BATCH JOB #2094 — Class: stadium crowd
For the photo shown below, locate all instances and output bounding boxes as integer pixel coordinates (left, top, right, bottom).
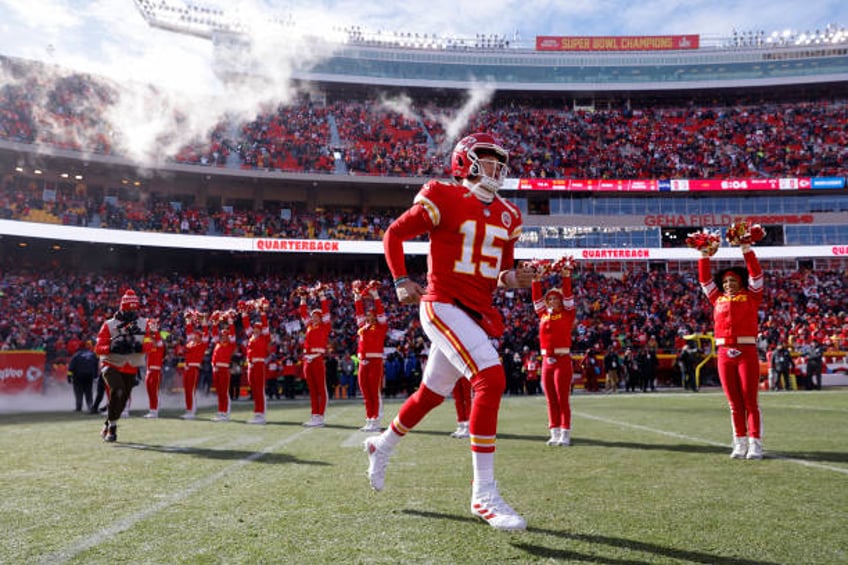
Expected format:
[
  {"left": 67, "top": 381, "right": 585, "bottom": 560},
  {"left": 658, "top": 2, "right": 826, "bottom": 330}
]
[
  {"left": 0, "top": 175, "right": 404, "bottom": 241},
  {"left": 1, "top": 262, "right": 845, "bottom": 394},
  {"left": 2, "top": 55, "right": 846, "bottom": 179},
  {"left": 1, "top": 55, "right": 846, "bottom": 399}
]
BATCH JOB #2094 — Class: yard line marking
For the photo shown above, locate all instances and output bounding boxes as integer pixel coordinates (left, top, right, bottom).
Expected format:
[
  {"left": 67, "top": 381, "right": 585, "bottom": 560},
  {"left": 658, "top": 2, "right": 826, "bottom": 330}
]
[
  {"left": 575, "top": 410, "right": 848, "bottom": 476},
  {"left": 42, "top": 428, "right": 310, "bottom": 564},
  {"left": 42, "top": 405, "right": 359, "bottom": 564},
  {"left": 765, "top": 402, "right": 848, "bottom": 414}
]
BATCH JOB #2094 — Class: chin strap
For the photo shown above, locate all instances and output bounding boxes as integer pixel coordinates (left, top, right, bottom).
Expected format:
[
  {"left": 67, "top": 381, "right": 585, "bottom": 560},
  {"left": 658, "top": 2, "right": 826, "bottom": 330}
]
[{"left": 463, "top": 179, "right": 496, "bottom": 203}]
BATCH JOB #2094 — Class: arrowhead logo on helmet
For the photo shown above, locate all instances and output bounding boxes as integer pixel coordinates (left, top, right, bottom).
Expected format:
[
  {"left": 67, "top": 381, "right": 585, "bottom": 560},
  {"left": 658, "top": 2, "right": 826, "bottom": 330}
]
[{"left": 451, "top": 133, "right": 509, "bottom": 196}]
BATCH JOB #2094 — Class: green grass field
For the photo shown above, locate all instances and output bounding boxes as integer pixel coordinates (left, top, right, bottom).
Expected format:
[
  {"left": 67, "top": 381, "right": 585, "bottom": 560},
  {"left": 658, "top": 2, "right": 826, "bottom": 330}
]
[{"left": 3, "top": 388, "right": 847, "bottom": 564}]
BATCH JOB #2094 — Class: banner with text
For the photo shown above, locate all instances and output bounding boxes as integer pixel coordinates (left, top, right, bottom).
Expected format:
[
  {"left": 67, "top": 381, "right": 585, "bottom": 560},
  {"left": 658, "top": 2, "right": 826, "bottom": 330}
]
[
  {"left": 0, "top": 351, "right": 45, "bottom": 394},
  {"left": 511, "top": 177, "right": 819, "bottom": 192},
  {"left": 536, "top": 35, "right": 699, "bottom": 51}
]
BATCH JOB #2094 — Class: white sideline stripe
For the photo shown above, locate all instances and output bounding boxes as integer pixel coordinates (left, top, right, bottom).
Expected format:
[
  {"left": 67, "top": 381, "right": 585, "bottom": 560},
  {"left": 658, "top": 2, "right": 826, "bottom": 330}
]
[
  {"left": 575, "top": 411, "right": 848, "bottom": 476},
  {"left": 42, "top": 428, "right": 312, "bottom": 564},
  {"left": 766, "top": 402, "right": 848, "bottom": 414}
]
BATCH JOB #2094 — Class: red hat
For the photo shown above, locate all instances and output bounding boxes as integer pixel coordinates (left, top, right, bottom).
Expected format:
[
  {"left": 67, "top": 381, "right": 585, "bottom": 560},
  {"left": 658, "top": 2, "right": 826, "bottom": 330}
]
[
  {"left": 120, "top": 289, "right": 140, "bottom": 311},
  {"left": 310, "top": 308, "right": 323, "bottom": 316}
]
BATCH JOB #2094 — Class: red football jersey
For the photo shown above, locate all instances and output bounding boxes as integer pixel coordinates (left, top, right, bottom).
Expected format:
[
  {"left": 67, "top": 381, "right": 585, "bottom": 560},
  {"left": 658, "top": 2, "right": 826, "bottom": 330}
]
[{"left": 385, "top": 180, "right": 523, "bottom": 315}]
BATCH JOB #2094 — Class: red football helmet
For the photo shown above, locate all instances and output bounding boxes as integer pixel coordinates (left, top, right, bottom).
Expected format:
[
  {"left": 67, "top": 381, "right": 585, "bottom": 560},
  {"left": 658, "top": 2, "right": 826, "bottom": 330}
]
[{"left": 450, "top": 133, "right": 509, "bottom": 192}]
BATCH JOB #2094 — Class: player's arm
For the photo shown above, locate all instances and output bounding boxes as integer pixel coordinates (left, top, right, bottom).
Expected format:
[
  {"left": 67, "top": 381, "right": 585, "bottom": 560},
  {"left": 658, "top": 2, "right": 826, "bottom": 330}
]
[
  {"left": 383, "top": 204, "right": 430, "bottom": 304},
  {"left": 496, "top": 243, "right": 533, "bottom": 289}
]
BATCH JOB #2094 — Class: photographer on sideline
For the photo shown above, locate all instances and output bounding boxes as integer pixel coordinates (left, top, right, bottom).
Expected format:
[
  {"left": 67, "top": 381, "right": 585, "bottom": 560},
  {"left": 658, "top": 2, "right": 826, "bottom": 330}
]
[{"left": 94, "top": 289, "right": 150, "bottom": 442}]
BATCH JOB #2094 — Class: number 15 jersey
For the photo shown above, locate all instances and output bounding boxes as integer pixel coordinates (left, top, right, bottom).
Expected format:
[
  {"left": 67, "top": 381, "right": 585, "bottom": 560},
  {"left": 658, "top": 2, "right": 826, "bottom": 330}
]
[{"left": 384, "top": 180, "right": 523, "bottom": 315}]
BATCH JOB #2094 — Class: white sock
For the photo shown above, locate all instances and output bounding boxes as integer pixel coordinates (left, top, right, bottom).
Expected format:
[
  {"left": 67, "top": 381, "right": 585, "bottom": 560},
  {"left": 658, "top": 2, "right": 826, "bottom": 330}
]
[
  {"left": 472, "top": 451, "right": 495, "bottom": 489},
  {"left": 379, "top": 426, "right": 403, "bottom": 451}
]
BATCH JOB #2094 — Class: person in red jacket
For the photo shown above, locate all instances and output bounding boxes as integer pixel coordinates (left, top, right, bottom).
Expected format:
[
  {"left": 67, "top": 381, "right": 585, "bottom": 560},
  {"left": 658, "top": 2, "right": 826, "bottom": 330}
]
[
  {"left": 210, "top": 310, "right": 237, "bottom": 422},
  {"left": 181, "top": 311, "right": 209, "bottom": 420},
  {"left": 143, "top": 319, "right": 165, "bottom": 419},
  {"left": 692, "top": 222, "right": 766, "bottom": 460},
  {"left": 353, "top": 279, "right": 389, "bottom": 432},
  {"left": 449, "top": 377, "right": 472, "bottom": 438},
  {"left": 522, "top": 351, "right": 541, "bottom": 395},
  {"left": 241, "top": 299, "right": 271, "bottom": 425},
  {"left": 531, "top": 256, "right": 577, "bottom": 447},
  {"left": 298, "top": 283, "right": 331, "bottom": 427},
  {"left": 94, "top": 289, "right": 150, "bottom": 442}
]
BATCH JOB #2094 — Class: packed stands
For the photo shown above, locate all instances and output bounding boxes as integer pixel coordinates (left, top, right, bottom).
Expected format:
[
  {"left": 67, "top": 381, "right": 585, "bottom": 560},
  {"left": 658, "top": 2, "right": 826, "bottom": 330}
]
[
  {"left": 2, "top": 55, "right": 846, "bottom": 179},
  {"left": 1, "top": 262, "right": 845, "bottom": 385}
]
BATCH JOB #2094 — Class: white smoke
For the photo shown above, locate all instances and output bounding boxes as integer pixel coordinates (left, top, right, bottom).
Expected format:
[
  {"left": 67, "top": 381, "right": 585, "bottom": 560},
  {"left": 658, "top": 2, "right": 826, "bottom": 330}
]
[
  {"left": 0, "top": 0, "right": 349, "bottom": 167},
  {"left": 377, "top": 92, "right": 419, "bottom": 121},
  {"left": 0, "top": 1, "right": 504, "bottom": 169},
  {"left": 0, "top": 385, "right": 218, "bottom": 414},
  {"left": 426, "top": 83, "right": 496, "bottom": 152}
]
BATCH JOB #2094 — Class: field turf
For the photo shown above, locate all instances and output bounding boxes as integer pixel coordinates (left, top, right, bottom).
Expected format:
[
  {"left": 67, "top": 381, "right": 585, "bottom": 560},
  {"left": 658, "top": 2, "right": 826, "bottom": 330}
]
[{"left": 3, "top": 388, "right": 847, "bottom": 564}]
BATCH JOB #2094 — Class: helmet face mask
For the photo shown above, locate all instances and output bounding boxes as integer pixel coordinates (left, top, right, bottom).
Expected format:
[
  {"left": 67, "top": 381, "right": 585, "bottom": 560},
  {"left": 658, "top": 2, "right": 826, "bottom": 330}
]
[{"left": 451, "top": 133, "right": 509, "bottom": 195}]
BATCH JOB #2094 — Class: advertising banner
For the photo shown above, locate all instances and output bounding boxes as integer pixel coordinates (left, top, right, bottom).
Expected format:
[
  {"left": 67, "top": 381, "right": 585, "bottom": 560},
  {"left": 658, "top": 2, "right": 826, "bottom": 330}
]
[
  {"left": 0, "top": 351, "right": 46, "bottom": 394},
  {"left": 536, "top": 35, "right": 699, "bottom": 51},
  {"left": 511, "top": 177, "right": 824, "bottom": 192}
]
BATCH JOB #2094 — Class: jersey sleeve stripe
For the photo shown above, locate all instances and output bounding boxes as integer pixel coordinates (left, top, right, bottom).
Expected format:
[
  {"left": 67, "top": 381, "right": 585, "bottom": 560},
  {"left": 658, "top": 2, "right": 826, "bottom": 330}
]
[{"left": 413, "top": 194, "right": 440, "bottom": 226}]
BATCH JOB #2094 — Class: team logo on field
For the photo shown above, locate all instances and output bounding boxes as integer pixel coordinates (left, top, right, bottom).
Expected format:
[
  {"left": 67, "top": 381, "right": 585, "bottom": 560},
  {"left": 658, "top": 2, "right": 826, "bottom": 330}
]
[{"left": 501, "top": 212, "right": 512, "bottom": 228}]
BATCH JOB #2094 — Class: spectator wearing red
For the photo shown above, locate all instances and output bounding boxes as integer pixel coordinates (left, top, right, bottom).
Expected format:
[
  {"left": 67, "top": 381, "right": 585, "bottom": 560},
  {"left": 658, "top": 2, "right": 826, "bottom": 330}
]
[
  {"left": 449, "top": 378, "right": 472, "bottom": 439},
  {"left": 210, "top": 311, "right": 237, "bottom": 422},
  {"left": 94, "top": 289, "right": 150, "bottom": 442},
  {"left": 241, "top": 299, "right": 271, "bottom": 425},
  {"left": 299, "top": 284, "right": 332, "bottom": 427},
  {"left": 694, "top": 222, "right": 766, "bottom": 460},
  {"left": 181, "top": 312, "right": 209, "bottom": 420},
  {"left": 523, "top": 351, "right": 541, "bottom": 395},
  {"left": 353, "top": 280, "right": 389, "bottom": 432},
  {"left": 531, "top": 256, "right": 577, "bottom": 447},
  {"left": 143, "top": 319, "right": 165, "bottom": 419}
]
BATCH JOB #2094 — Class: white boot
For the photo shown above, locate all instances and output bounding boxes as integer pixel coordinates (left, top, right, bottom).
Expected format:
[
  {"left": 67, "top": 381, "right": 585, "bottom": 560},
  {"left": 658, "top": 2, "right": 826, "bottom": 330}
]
[
  {"left": 546, "top": 427, "right": 562, "bottom": 446},
  {"left": 143, "top": 410, "right": 158, "bottom": 419},
  {"left": 730, "top": 436, "right": 748, "bottom": 459},
  {"left": 303, "top": 414, "right": 324, "bottom": 427},
  {"left": 559, "top": 429, "right": 571, "bottom": 446},
  {"left": 450, "top": 421, "right": 470, "bottom": 438},
  {"left": 746, "top": 437, "right": 763, "bottom": 459},
  {"left": 360, "top": 418, "right": 380, "bottom": 432},
  {"left": 364, "top": 436, "right": 392, "bottom": 491},
  {"left": 246, "top": 412, "right": 266, "bottom": 425},
  {"left": 470, "top": 481, "right": 527, "bottom": 531}
]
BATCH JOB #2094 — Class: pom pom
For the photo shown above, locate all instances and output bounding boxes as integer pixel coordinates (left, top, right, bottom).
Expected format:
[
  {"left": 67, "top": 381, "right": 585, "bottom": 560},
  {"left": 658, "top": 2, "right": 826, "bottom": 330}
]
[
  {"left": 551, "top": 255, "right": 576, "bottom": 272},
  {"left": 311, "top": 282, "right": 329, "bottom": 295},
  {"left": 367, "top": 280, "right": 381, "bottom": 292},
  {"left": 726, "top": 221, "right": 766, "bottom": 246},
  {"left": 352, "top": 280, "right": 363, "bottom": 294},
  {"left": 685, "top": 230, "right": 721, "bottom": 256},
  {"left": 527, "top": 259, "right": 552, "bottom": 277}
]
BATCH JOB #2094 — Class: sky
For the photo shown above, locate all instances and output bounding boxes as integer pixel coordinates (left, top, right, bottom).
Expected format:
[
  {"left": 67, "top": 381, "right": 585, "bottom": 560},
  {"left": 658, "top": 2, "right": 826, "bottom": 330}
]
[
  {"left": 1, "top": 0, "right": 846, "bottom": 85},
  {"left": 0, "top": 0, "right": 845, "bottom": 163}
]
